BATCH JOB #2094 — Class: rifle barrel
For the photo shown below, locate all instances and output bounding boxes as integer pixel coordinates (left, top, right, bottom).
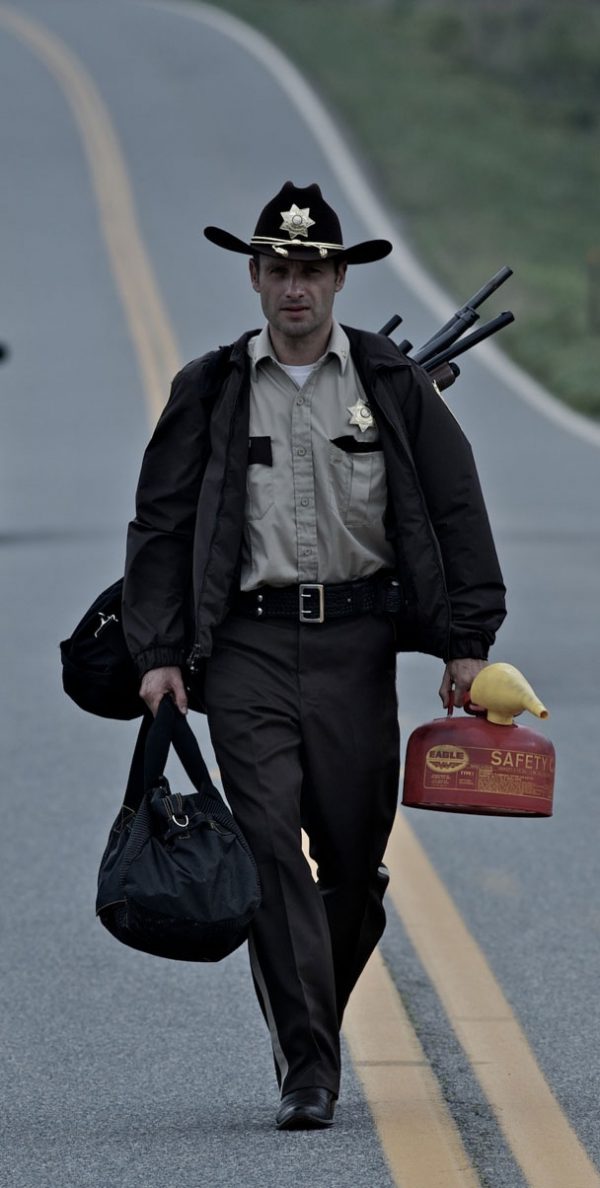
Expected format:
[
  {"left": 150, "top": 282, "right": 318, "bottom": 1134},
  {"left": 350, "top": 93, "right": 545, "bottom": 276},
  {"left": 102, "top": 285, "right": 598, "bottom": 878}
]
[
  {"left": 467, "top": 265, "right": 513, "bottom": 311},
  {"left": 419, "top": 265, "right": 513, "bottom": 348},
  {"left": 424, "top": 311, "right": 514, "bottom": 371},
  {"left": 377, "top": 266, "right": 514, "bottom": 374},
  {"left": 413, "top": 306, "right": 478, "bottom": 365},
  {"left": 379, "top": 314, "right": 402, "bottom": 336}
]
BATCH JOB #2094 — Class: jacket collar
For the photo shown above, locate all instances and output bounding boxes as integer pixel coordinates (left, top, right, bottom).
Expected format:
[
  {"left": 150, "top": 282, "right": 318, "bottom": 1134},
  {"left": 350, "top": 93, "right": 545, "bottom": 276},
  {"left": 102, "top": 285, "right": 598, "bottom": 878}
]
[
  {"left": 226, "top": 324, "right": 410, "bottom": 378},
  {"left": 342, "top": 324, "right": 411, "bottom": 371},
  {"left": 229, "top": 329, "right": 260, "bottom": 369}
]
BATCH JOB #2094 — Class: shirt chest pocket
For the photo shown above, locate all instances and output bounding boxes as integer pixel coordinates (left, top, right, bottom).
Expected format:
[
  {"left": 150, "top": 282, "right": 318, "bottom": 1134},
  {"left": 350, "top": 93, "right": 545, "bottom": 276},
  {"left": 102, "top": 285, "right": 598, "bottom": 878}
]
[
  {"left": 328, "top": 438, "right": 386, "bottom": 528},
  {"left": 245, "top": 436, "right": 274, "bottom": 521}
]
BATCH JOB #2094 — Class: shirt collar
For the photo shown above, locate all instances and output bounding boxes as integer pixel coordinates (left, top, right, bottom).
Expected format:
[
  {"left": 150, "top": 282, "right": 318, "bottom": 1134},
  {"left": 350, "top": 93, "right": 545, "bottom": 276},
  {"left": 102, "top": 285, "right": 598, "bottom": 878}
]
[
  {"left": 248, "top": 319, "right": 350, "bottom": 376},
  {"left": 327, "top": 320, "right": 350, "bottom": 373},
  {"left": 248, "top": 324, "right": 275, "bottom": 374}
]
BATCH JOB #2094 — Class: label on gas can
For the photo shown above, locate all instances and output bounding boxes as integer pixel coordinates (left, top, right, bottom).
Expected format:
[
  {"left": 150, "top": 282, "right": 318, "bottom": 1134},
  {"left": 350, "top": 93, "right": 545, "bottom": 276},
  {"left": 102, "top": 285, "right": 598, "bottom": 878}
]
[
  {"left": 426, "top": 746, "right": 469, "bottom": 773},
  {"left": 423, "top": 744, "right": 554, "bottom": 801}
]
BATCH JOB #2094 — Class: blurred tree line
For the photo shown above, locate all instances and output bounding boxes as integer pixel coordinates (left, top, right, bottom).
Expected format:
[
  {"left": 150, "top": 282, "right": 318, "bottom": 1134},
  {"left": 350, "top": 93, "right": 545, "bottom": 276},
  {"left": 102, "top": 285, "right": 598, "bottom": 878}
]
[
  {"left": 435, "top": 1, "right": 598, "bottom": 127},
  {"left": 215, "top": 0, "right": 600, "bottom": 410},
  {"left": 362, "top": 0, "right": 600, "bottom": 131}
]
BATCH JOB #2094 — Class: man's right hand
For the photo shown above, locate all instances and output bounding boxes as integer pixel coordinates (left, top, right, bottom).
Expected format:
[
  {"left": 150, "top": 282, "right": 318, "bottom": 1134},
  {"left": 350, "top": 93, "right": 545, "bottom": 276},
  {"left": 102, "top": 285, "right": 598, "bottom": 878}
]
[{"left": 139, "top": 666, "right": 188, "bottom": 717}]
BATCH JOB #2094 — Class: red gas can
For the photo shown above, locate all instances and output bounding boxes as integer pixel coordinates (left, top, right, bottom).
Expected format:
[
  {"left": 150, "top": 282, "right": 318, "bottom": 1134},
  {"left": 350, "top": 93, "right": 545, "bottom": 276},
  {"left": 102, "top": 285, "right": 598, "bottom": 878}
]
[{"left": 402, "top": 663, "right": 555, "bottom": 817}]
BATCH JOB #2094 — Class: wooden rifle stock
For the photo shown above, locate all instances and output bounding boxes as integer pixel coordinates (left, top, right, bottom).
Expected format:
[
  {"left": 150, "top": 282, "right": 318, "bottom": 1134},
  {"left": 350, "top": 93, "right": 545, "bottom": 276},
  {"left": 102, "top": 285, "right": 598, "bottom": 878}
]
[{"left": 428, "top": 361, "right": 460, "bottom": 392}]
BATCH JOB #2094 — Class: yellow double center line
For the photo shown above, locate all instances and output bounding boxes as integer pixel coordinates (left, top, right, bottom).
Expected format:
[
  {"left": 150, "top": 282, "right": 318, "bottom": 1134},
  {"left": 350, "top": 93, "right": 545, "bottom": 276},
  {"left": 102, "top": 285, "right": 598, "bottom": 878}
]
[
  {"left": 382, "top": 816, "right": 600, "bottom": 1187},
  {"left": 0, "top": 4, "right": 178, "bottom": 425},
  {"left": 4, "top": 5, "right": 597, "bottom": 1185}
]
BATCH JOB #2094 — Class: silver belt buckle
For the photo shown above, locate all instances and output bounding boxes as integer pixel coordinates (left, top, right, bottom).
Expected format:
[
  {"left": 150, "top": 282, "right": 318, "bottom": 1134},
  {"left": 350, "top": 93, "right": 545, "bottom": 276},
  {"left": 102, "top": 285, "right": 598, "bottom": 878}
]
[{"left": 299, "top": 583, "right": 325, "bottom": 623}]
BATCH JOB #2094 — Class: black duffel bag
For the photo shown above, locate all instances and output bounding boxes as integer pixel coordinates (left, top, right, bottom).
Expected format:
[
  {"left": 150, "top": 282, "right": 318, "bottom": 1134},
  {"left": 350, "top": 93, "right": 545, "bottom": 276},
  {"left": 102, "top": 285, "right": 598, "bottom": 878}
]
[
  {"left": 60, "top": 578, "right": 204, "bottom": 719},
  {"left": 60, "top": 579, "right": 142, "bottom": 720},
  {"left": 96, "top": 697, "right": 261, "bottom": 961},
  {"left": 59, "top": 348, "right": 232, "bottom": 722}
]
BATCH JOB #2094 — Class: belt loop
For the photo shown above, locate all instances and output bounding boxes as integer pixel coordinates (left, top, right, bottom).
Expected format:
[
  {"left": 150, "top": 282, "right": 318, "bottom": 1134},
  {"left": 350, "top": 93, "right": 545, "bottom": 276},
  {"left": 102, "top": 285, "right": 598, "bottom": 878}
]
[{"left": 384, "top": 577, "right": 401, "bottom": 614}]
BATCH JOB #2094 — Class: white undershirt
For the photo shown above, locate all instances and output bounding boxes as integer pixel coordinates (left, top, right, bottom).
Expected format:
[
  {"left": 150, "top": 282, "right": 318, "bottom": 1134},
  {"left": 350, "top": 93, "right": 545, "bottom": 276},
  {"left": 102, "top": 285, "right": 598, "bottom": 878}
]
[{"left": 277, "top": 361, "right": 320, "bottom": 388}]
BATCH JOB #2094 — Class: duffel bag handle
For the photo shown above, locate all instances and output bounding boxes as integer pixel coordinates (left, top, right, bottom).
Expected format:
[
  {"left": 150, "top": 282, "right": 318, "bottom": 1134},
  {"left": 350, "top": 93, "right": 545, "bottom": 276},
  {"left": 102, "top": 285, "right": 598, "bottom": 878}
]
[
  {"left": 122, "top": 711, "right": 153, "bottom": 813},
  {"left": 121, "top": 698, "right": 218, "bottom": 815},
  {"left": 143, "top": 696, "right": 216, "bottom": 798}
]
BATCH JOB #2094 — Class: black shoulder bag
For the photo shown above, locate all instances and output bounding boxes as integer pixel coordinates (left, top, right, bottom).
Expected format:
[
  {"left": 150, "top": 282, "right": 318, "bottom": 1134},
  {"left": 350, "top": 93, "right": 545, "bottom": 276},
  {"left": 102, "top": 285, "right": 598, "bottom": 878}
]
[
  {"left": 59, "top": 343, "right": 232, "bottom": 720},
  {"left": 96, "top": 697, "right": 261, "bottom": 961},
  {"left": 60, "top": 579, "right": 141, "bottom": 719}
]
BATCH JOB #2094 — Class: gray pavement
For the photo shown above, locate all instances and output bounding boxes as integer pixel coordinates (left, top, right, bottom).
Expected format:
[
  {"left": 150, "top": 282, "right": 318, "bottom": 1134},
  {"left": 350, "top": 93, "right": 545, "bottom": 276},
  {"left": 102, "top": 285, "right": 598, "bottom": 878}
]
[{"left": 1, "top": 2, "right": 599, "bottom": 1185}]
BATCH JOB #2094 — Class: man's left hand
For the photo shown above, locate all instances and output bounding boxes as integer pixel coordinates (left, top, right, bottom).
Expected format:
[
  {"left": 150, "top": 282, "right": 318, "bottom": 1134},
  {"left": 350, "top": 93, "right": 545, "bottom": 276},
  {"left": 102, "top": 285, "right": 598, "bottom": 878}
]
[{"left": 439, "top": 658, "right": 487, "bottom": 709}]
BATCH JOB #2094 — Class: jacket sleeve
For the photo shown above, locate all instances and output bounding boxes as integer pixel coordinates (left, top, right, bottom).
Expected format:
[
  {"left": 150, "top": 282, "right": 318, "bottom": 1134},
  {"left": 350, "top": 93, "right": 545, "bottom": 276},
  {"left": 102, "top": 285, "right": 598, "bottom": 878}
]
[
  {"left": 122, "top": 357, "right": 215, "bottom": 677},
  {"left": 400, "top": 363, "right": 507, "bottom": 660}
]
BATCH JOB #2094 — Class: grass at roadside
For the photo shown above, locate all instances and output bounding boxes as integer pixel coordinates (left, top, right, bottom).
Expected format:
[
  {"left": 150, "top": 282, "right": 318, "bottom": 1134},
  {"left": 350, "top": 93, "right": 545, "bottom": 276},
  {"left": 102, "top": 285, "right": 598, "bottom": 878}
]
[{"left": 208, "top": 0, "right": 600, "bottom": 417}]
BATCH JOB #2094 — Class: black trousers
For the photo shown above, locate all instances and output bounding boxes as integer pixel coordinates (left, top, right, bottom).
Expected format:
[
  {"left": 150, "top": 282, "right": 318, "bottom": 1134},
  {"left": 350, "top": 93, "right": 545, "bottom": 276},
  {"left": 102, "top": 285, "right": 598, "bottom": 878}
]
[{"left": 203, "top": 612, "right": 400, "bottom": 1097}]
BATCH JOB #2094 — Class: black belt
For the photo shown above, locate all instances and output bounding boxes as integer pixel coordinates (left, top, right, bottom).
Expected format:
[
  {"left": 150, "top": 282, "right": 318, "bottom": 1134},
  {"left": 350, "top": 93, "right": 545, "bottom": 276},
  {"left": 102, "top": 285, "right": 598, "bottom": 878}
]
[{"left": 233, "top": 574, "right": 402, "bottom": 623}]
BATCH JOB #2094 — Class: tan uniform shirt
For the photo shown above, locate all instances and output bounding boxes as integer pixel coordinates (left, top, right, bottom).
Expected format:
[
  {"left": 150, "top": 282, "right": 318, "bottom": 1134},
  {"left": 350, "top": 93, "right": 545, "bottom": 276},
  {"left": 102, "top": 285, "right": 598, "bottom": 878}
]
[{"left": 240, "top": 320, "right": 395, "bottom": 591}]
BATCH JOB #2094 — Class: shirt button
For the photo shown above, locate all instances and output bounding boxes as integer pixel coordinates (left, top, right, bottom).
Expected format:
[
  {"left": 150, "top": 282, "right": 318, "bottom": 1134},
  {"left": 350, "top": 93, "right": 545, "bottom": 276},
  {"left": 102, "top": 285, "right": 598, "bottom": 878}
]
[
  {"left": 296, "top": 397, "right": 304, "bottom": 406},
  {"left": 297, "top": 447, "right": 306, "bottom": 456},
  {"left": 303, "top": 548, "right": 312, "bottom": 556},
  {"left": 301, "top": 497, "right": 309, "bottom": 507}
]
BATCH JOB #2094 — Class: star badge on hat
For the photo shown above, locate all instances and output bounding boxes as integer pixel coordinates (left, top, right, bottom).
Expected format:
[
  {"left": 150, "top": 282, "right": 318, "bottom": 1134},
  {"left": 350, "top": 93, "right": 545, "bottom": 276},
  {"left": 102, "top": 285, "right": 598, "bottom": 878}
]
[
  {"left": 347, "top": 400, "right": 375, "bottom": 432},
  {"left": 204, "top": 181, "right": 393, "bottom": 263},
  {"left": 280, "top": 204, "right": 315, "bottom": 240}
]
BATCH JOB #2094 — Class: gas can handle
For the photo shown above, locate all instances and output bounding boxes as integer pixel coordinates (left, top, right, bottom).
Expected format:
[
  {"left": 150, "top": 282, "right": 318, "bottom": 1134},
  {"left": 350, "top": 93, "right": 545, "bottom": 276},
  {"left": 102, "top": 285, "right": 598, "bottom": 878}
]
[
  {"left": 446, "top": 691, "right": 486, "bottom": 719},
  {"left": 464, "top": 699, "right": 487, "bottom": 718}
]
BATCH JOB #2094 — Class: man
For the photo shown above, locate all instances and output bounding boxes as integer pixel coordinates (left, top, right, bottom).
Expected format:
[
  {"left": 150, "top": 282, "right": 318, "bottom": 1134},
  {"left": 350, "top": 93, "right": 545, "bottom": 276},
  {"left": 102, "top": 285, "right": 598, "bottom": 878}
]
[{"left": 122, "top": 182, "right": 506, "bottom": 1130}]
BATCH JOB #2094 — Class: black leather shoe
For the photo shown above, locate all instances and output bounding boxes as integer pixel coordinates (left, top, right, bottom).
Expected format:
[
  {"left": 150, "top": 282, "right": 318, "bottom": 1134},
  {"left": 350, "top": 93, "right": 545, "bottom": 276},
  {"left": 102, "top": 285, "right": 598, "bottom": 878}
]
[{"left": 276, "top": 1087, "right": 336, "bottom": 1130}]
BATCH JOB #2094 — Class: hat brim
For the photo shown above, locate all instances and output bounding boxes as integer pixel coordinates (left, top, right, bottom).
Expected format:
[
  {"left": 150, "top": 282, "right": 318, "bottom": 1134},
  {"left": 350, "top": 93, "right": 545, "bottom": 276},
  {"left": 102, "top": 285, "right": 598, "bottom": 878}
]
[{"left": 204, "top": 226, "right": 392, "bottom": 265}]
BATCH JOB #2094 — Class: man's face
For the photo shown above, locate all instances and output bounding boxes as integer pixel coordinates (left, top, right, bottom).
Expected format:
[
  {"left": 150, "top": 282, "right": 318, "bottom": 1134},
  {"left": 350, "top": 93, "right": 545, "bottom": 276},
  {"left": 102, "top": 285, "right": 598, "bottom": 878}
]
[{"left": 249, "top": 256, "right": 346, "bottom": 342}]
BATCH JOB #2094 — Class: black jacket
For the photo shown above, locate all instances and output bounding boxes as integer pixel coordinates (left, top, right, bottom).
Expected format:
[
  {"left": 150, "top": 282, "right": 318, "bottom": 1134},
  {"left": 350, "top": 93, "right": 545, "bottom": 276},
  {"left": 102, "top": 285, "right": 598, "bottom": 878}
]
[{"left": 122, "top": 327, "right": 506, "bottom": 676}]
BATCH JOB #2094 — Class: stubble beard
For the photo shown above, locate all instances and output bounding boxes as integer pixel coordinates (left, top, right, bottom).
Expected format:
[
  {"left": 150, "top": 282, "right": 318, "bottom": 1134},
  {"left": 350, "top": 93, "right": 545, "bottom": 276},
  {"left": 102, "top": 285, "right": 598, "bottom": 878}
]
[{"left": 270, "top": 305, "right": 326, "bottom": 342}]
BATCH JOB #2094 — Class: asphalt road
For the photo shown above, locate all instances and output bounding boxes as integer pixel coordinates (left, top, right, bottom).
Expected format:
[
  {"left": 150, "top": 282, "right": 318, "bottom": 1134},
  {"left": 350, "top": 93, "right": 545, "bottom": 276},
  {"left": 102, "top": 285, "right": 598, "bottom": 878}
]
[{"left": 1, "top": 3, "right": 599, "bottom": 1186}]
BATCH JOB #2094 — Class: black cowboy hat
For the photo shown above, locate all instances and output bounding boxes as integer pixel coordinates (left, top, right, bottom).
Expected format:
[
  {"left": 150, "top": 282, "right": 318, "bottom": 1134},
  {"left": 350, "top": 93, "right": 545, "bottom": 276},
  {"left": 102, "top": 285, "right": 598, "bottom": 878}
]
[{"left": 204, "top": 181, "right": 392, "bottom": 265}]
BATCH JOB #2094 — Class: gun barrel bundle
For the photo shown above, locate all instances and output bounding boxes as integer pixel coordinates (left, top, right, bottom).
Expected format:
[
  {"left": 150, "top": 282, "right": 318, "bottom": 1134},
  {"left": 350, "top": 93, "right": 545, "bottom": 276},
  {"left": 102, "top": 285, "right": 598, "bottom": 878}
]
[{"left": 379, "top": 266, "right": 514, "bottom": 393}]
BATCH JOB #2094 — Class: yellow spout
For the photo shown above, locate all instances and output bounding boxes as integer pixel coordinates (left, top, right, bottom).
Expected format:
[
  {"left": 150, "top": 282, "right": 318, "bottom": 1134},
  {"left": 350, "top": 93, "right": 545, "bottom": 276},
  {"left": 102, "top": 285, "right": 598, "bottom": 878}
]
[{"left": 470, "top": 663, "right": 549, "bottom": 726}]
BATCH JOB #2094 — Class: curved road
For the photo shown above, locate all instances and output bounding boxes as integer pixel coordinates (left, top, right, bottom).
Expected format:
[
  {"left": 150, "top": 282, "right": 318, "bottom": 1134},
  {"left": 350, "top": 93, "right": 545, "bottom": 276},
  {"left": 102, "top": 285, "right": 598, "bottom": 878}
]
[{"left": 1, "top": 3, "right": 599, "bottom": 1186}]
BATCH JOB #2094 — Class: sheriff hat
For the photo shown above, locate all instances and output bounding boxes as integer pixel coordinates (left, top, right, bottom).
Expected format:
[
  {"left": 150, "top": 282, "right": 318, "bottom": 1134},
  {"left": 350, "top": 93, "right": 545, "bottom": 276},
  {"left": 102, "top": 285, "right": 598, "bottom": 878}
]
[{"left": 204, "top": 181, "right": 392, "bottom": 264}]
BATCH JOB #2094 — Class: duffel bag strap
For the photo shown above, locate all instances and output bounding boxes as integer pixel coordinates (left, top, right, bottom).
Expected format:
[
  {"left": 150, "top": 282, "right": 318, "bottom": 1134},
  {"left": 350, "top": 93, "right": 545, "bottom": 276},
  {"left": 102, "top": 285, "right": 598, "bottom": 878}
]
[
  {"left": 122, "top": 711, "right": 154, "bottom": 813},
  {"left": 143, "top": 696, "right": 218, "bottom": 800}
]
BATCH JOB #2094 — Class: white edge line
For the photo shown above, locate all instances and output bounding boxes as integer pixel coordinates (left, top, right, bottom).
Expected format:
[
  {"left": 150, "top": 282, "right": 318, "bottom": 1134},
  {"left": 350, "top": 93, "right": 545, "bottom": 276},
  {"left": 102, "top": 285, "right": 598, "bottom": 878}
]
[{"left": 143, "top": 0, "right": 600, "bottom": 450}]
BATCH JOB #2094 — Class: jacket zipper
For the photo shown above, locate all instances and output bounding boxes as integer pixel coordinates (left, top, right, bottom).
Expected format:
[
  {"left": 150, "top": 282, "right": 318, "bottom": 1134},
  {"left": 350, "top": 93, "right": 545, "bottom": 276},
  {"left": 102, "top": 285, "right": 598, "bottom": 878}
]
[
  {"left": 370, "top": 364, "right": 453, "bottom": 659},
  {"left": 188, "top": 349, "right": 248, "bottom": 672}
]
